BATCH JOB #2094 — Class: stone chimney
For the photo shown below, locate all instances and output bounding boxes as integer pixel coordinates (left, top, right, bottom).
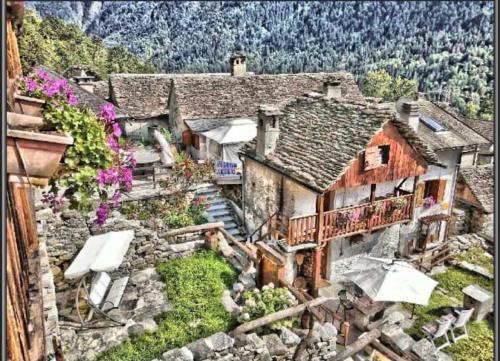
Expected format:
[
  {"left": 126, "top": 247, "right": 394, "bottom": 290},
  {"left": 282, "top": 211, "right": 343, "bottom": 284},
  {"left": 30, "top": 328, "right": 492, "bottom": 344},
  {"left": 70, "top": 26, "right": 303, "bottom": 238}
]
[
  {"left": 400, "top": 101, "right": 420, "bottom": 132},
  {"left": 230, "top": 53, "right": 246, "bottom": 77},
  {"left": 256, "top": 105, "right": 282, "bottom": 157},
  {"left": 73, "top": 69, "right": 96, "bottom": 93},
  {"left": 323, "top": 80, "right": 342, "bottom": 99}
]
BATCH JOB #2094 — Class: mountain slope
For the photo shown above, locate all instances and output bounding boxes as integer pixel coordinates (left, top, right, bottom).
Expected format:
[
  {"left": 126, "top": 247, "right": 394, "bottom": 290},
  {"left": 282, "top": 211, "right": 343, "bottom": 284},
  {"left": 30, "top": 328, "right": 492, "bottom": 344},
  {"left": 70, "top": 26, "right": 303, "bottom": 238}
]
[{"left": 27, "top": 1, "right": 493, "bottom": 115}]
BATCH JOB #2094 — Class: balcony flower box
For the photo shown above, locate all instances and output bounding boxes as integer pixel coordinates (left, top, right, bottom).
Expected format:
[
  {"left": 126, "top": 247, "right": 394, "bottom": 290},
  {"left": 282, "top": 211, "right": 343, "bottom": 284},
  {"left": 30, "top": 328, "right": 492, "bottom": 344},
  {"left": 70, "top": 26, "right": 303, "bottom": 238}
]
[
  {"left": 14, "top": 94, "right": 46, "bottom": 117},
  {"left": 7, "top": 129, "right": 73, "bottom": 179}
]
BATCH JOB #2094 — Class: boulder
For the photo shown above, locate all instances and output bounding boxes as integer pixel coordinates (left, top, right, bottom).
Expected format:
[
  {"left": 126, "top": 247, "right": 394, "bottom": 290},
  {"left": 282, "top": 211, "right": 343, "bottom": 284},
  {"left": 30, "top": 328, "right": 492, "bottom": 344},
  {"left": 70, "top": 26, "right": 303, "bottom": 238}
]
[
  {"left": 313, "top": 321, "right": 337, "bottom": 341},
  {"left": 262, "top": 334, "right": 288, "bottom": 356},
  {"left": 162, "top": 347, "right": 194, "bottom": 361},
  {"left": 127, "top": 324, "right": 144, "bottom": 337},
  {"left": 139, "top": 319, "right": 158, "bottom": 333},
  {"left": 238, "top": 273, "right": 256, "bottom": 289},
  {"left": 280, "top": 328, "right": 301, "bottom": 346},
  {"left": 186, "top": 338, "right": 212, "bottom": 361},
  {"left": 221, "top": 290, "right": 241, "bottom": 315},
  {"left": 234, "top": 333, "right": 265, "bottom": 348},
  {"left": 206, "top": 332, "right": 234, "bottom": 352}
]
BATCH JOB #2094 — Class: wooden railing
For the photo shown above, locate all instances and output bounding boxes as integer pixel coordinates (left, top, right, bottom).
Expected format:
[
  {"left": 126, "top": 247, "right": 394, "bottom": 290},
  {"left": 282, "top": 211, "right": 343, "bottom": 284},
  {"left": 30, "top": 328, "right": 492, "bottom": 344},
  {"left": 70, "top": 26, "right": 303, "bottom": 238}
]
[
  {"left": 288, "top": 214, "right": 318, "bottom": 246},
  {"left": 286, "top": 194, "right": 414, "bottom": 246}
]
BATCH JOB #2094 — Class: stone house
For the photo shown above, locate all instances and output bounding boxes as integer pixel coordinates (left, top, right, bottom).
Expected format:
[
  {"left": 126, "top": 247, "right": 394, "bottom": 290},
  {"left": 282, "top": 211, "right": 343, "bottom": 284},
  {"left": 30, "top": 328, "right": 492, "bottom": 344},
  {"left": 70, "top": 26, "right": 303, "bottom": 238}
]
[
  {"left": 168, "top": 54, "right": 365, "bottom": 170},
  {"left": 454, "top": 165, "right": 493, "bottom": 240},
  {"left": 239, "top": 91, "right": 488, "bottom": 296}
]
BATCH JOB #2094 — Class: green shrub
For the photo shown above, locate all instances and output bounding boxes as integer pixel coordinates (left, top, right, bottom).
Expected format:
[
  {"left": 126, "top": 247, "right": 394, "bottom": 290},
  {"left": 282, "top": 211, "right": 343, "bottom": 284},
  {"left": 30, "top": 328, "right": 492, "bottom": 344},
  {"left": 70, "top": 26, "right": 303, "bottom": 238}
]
[
  {"left": 433, "top": 266, "right": 493, "bottom": 300},
  {"left": 241, "top": 285, "right": 298, "bottom": 333},
  {"left": 96, "top": 250, "right": 237, "bottom": 361}
]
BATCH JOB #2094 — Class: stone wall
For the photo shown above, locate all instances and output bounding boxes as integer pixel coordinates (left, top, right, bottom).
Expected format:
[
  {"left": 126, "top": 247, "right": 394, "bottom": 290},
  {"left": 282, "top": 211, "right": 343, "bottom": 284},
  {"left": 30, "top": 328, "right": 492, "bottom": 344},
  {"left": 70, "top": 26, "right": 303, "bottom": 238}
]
[
  {"left": 452, "top": 203, "right": 493, "bottom": 240},
  {"left": 159, "top": 322, "right": 337, "bottom": 361},
  {"left": 36, "top": 208, "right": 208, "bottom": 293}
]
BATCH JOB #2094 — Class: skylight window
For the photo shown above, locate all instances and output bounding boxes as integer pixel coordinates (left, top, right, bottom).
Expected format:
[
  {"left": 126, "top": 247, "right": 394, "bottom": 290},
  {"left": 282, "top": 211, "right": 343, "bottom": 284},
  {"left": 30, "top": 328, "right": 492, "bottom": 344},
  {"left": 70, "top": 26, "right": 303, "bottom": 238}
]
[{"left": 420, "top": 116, "right": 447, "bottom": 132}]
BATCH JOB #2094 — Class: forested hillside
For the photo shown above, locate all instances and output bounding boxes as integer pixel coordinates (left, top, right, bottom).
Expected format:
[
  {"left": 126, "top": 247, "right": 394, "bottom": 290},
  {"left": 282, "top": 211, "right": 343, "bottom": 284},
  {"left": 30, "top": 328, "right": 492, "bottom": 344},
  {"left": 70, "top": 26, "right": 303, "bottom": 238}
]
[
  {"left": 28, "top": 1, "right": 493, "bottom": 119},
  {"left": 18, "top": 10, "right": 156, "bottom": 79}
]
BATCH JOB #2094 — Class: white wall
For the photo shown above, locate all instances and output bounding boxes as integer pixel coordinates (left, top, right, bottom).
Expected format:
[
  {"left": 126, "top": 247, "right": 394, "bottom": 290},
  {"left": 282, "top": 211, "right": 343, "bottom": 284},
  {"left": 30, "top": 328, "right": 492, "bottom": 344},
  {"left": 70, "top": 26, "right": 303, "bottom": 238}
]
[{"left": 122, "top": 118, "right": 169, "bottom": 141}]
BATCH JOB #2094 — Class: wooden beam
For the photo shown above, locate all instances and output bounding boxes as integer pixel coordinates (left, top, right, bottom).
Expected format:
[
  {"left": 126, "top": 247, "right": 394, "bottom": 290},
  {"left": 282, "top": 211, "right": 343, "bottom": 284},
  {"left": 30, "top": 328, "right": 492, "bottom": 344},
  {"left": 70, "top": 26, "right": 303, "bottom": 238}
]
[
  {"left": 256, "top": 241, "right": 285, "bottom": 265},
  {"left": 330, "top": 329, "right": 381, "bottom": 361},
  {"left": 159, "top": 222, "right": 224, "bottom": 237},
  {"left": 218, "top": 227, "right": 258, "bottom": 262},
  {"left": 311, "top": 247, "right": 323, "bottom": 297},
  {"left": 370, "top": 339, "right": 409, "bottom": 361},
  {"left": 232, "top": 296, "right": 333, "bottom": 336},
  {"left": 370, "top": 184, "right": 377, "bottom": 203},
  {"left": 316, "top": 194, "right": 325, "bottom": 244}
]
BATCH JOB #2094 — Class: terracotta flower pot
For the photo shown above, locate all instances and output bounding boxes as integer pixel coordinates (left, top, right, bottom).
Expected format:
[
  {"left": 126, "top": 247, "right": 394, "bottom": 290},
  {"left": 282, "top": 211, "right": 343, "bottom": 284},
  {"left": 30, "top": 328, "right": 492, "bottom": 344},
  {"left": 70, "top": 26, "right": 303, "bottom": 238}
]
[
  {"left": 7, "top": 129, "right": 73, "bottom": 179},
  {"left": 14, "top": 94, "right": 46, "bottom": 117},
  {"left": 7, "top": 111, "right": 44, "bottom": 129}
]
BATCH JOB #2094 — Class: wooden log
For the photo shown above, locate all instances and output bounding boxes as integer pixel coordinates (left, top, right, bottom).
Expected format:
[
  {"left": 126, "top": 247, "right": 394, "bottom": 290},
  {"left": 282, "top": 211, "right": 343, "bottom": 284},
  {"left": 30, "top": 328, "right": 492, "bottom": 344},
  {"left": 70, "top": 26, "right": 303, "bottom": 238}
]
[
  {"left": 370, "top": 339, "right": 409, "bottom": 361},
  {"left": 218, "top": 227, "right": 258, "bottom": 262},
  {"left": 279, "top": 280, "right": 325, "bottom": 322},
  {"left": 330, "top": 329, "right": 381, "bottom": 361},
  {"left": 159, "top": 222, "right": 224, "bottom": 237},
  {"left": 232, "top": 296, "right": 333, "bottom": 335}
]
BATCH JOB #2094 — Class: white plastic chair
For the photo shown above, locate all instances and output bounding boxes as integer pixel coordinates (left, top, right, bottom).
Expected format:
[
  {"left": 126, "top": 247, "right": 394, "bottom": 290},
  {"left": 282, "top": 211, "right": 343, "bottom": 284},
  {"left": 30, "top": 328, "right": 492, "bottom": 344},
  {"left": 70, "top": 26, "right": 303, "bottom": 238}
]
[
  {"left": 421, "top": 317, "right": 453, "bottom": 351},
  {"left": 449, "top": 308, "right": 475, "bottom": 342}
]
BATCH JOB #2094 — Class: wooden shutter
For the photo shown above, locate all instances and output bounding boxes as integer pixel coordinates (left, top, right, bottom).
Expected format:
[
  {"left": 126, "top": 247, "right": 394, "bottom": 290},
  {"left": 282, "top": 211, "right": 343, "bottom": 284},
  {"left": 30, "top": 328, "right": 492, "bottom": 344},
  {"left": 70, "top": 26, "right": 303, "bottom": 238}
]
[
  {"left": 436, "top": 179, "right": 447, "bottom": 203},
  {"left": 364, "top": 146, "right": 380, "bottom": 171},
  {"left": 415, "top": 182, "right": 425, "bottom": 206},
  {"left": 182, "top": 130, "right": 192, "bottom": 145}
]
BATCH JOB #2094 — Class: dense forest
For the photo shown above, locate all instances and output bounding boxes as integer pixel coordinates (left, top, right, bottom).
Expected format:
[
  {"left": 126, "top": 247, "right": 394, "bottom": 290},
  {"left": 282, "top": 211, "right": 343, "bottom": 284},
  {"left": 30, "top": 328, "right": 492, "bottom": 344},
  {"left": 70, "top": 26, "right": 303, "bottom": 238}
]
[
  {"left": 18, "top": 11, "right": 156, "bottom": 79},
  {"left": 28, "top": 1, "right": 494, "bottom": 119}
]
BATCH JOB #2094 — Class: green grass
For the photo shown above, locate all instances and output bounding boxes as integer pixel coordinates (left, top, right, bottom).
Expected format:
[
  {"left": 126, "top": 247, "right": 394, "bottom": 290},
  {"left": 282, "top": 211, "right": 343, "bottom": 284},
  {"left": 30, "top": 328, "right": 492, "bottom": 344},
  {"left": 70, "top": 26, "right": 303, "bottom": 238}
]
[
  {"left": 455, "top": 246, "right": 493, "bottom": 274},
  {"left": 95, "top": 250, "right": 238, "bottom": 361},
  {"left": 404, "top": 264, "right": 494, "bottom": 361}
]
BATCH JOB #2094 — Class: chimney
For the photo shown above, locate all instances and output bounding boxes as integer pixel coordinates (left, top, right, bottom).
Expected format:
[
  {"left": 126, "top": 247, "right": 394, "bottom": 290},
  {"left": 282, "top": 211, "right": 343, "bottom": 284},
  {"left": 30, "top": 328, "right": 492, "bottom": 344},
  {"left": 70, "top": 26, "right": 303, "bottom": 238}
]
[
  {"left": 400, "top": 101, "right": 420, "bottom": 132},
  {"left": 323, "top": 80, "right": 342, "bottom": 99},
  {"left": 73, "top": 69, "right": 96, "bottom": 93},
  {"left": 256, "top": 105, "right": 282, "bottom": 157},
  {"left": 230, "top": 53, "right": 247, "bottom": 77}
]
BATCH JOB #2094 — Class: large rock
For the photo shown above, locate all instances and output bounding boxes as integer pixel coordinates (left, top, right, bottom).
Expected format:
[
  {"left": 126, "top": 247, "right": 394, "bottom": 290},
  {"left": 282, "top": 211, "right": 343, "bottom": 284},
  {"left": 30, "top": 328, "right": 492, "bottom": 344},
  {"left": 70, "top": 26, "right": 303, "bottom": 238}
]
[
  {"left": 234, "top": 332, "right": 265, "bottom": 349},
  {"left": 238, "top": 273, "right": 256, "bottom": 289},
  {"left": 313, "top": 321, "right": 337, "bottom": 341},
  {"left": 139, "top": 319, "right": 158, "bottom": 333},
  {"left": 162, "top": 347, "right": 194, "bottom": 361},
  {"left": 206, "top": 332, "right": 234, "bottom": 351},
  {"left": 411, "top": 339, "right": 451, "bottom": 361},
  {"left": 186, "top": 338, "right": 212, "bottom": 361},
  {"left": 127, "top": 323, "right": 144, "bottom": 337},
  {"left": 262, "top": 334, "right": 288, "bottom": 356},
  {"left": 221, "top": 290, "right": 241, "bottom": 315},
  {"left": 280, "top": 327, "right": 301, "bottom": 346}
]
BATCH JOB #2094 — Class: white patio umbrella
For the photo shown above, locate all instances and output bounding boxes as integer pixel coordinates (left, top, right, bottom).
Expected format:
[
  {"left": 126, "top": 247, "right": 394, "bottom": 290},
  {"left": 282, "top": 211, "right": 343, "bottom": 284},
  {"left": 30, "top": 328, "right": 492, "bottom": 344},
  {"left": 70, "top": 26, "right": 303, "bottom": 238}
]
[{"left": 342, "top": 257, "right": 438, "bottom": 307}]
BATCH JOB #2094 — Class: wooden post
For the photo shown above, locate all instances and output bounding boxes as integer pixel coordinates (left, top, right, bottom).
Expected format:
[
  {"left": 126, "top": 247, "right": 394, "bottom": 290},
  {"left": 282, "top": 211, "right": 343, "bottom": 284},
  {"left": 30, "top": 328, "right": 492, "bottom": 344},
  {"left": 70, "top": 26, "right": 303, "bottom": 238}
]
[
  {"left": 370, "top": 184, "right": 376, "bottom": 203},
  {"left": 316, "top": 194, "right": 325, "bottom": 244},
  {"left": 312, "top": 246, "right": 323, "bottom": 297},
  {"left": 331, "top": 329, "right": 381, "bottom": 361},
  {"left": 410, "top": 175, "right": 419, "bottom": 220}
]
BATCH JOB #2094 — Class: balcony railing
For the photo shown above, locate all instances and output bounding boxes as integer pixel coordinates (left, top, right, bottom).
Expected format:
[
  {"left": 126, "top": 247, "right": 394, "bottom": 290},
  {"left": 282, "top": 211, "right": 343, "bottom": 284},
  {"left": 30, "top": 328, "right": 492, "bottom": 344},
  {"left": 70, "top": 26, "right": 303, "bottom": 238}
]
[{"left": 287, "top": 194, "right": 414, "bottom": 246}]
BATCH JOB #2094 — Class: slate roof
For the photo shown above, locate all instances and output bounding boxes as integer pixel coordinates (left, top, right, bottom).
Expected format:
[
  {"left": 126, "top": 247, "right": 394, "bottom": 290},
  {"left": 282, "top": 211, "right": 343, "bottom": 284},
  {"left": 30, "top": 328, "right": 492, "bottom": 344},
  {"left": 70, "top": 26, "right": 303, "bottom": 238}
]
[
  {"left": 171, "top": 72, "right": 365, "bottom": 120},
  {"left": 35, "top": 66, "right": 127, "bottom": 119},
  {"left": 434, "top": 102, "right": 494, "bottom": 143},
  {"left": 408, "top": 100, "right": 489, "bottom": 151},
  {"left": 109, "top": 73, "right": 230, "bottom": 119},
  {"left": 458, "top": 165, "right": 493, "bottom": 213},
  {"left": 242, "top": 96, "right": 442, "bottom": 193},
  {"left": 185, "top": 116, "right": 257, "bottom": 133},
  {"left": 93, "top": 80, "right": 110, "bottom": 101}
]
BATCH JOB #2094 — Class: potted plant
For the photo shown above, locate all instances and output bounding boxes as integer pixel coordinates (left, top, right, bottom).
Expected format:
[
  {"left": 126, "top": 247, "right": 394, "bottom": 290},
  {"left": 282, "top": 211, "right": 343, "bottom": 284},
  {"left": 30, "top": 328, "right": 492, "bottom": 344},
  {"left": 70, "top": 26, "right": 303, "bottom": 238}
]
[
  {"left": 7, "top": 129, "right": 73, "bottom": 178},
  {"left": 13, "top": 93, "right": 46, "bottom": 116},
  {"left": 393, "top": 197, "right": 408, "bottom": 210},
  {"left": 423, "top": 196, "right": 436, "bottom": 209}
]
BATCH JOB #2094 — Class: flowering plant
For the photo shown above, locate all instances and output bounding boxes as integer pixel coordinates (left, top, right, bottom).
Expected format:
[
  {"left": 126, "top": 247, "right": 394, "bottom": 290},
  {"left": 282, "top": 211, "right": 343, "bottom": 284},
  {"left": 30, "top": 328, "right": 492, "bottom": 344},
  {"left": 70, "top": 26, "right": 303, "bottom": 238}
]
[
  {"left": 348, "top": 209, "right": 361, "bottom": 222},
  {"left": 423, "top": 196, "right": 436, "bottom": 209},
  {"left": 21, "top": 69, "right": 135, "bottom": 225}
]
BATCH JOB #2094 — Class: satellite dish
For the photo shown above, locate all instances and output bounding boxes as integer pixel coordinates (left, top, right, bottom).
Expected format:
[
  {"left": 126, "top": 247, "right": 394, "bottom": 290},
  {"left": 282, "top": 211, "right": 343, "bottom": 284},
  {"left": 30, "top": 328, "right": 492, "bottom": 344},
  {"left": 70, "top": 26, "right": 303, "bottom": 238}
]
[{"left": 395, "top": 96, "right": 414, "bottom": 114}]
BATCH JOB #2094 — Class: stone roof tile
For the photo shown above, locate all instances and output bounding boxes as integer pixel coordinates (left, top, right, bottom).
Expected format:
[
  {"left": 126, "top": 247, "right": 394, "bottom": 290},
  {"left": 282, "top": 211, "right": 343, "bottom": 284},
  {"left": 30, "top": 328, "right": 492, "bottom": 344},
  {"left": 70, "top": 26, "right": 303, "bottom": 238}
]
[{"left": 459, "top": 165, "right": 493, "bottom": 213}]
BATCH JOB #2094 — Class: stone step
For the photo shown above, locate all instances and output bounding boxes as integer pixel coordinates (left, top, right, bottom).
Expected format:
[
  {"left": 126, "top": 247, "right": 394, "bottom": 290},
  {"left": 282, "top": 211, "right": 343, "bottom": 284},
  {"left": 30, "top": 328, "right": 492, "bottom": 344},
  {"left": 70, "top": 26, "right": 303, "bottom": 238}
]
[
  {"left": 208, "top": 202, "right": 228, "bottom": 211},
  {"left": 209, "top": 209, "right": 232, "bottom": 218},
  {"left": 223, "top": 221, "right": 238, "bottom": 229},
  {"left": 227, "top": 227, "right": 242, "bottom": 236},
  {"left": 196, "top": 187, "right": 220, "bottom": 196}
]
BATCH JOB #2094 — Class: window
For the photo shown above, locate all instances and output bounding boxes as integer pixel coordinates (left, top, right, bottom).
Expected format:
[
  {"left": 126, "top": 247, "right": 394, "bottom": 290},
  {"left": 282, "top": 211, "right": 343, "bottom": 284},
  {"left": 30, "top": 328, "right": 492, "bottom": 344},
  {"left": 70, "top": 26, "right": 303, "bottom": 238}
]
[
  {"left": 192, "top": 134, "right": 200, "bottom": 150},
  {"left": 364, "top": 145, "right": 390, "bottom": 171},
  {"left": 415, "top": 179, "right": 447, "bottom": 206},
  {"left": 419, "top": 116, "right": 447, "bottom": 132}
]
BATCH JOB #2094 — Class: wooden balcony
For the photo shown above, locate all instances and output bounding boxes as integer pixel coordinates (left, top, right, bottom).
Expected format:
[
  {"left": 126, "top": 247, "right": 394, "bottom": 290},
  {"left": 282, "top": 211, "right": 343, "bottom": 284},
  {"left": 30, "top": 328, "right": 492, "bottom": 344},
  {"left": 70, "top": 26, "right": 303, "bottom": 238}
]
[{"left": 287, "top": 194, "right": 414, "bottom": 246}]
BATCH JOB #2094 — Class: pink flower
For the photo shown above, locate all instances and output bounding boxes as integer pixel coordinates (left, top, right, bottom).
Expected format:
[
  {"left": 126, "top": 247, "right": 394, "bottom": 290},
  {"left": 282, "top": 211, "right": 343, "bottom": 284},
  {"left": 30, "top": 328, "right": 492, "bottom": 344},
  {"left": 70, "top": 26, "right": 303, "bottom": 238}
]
[
  {"left": 119, "top": 168, "right": 133, "bottom": 192},
  {"left": 67, "top": 94, "right": 79, "bottom": 106},
  {"left": 99, "top": 103, "right": 116, "bottom": 123},
  {"left": 96, "top": 167, "right": 120, "bottom": 186},
  {"left": 107, "top": 135, "right": 119, "bottom": 152},
  {"left": 112, "top": 122, "right": 122, "bottom": 137},
  {"left": 26, "top": 77, "right": 38, "bottom": 92},
  {"left": 35, "top": 70, "right": 49, "bottom": 81},
  {"left": 94, "top": 202, "right": 109, "bottom": 226}
]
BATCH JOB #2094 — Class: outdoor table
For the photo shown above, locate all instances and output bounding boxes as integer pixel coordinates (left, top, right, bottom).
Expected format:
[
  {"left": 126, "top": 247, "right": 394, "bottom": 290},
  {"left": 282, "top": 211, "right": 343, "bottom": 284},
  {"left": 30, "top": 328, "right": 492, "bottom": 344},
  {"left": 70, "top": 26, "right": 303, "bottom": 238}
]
[{"left": 349, "top": 296, "right": 394, "bottom": 330}]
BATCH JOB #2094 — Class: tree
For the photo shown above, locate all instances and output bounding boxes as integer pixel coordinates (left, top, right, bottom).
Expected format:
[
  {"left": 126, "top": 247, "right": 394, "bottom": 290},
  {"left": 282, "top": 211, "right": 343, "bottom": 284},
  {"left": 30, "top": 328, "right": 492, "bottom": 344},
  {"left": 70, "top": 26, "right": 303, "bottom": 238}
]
[
  {"left": 391, "top": 76, "right": 417, "bottom": 101},
  {"left": 464, "top": 101, "right": 480, "bottom": 118},
  {"left": 362, "top": 70, "right": 392, "bottom": 99}
]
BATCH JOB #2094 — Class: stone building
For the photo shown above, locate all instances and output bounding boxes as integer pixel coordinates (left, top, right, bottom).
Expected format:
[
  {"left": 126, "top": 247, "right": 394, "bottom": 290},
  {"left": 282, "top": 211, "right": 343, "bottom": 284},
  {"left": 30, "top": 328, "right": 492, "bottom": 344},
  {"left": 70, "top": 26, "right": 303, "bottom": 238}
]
[
  {"left": 239, "top": 90, "right": 489, "bottom": 296},
  {"left": 454, "top": 164, "right": 493, "bottom": 240}
]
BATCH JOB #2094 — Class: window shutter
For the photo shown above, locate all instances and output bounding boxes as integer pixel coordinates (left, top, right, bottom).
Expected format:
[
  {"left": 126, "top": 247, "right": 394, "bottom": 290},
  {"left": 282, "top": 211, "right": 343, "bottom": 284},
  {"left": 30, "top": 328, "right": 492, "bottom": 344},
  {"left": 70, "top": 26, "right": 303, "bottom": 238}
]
[
  {"left": 436, "top": 179, "right": 447, "bottom": 203},
  {"left": 182, "top": 130, "right": 192, "bottom": 145},
  {"left": 364, "top": 146, "right": 380, "bottom": 171},
  {"left": 415, "top": 182, "right": 425, "bottom": 206}
]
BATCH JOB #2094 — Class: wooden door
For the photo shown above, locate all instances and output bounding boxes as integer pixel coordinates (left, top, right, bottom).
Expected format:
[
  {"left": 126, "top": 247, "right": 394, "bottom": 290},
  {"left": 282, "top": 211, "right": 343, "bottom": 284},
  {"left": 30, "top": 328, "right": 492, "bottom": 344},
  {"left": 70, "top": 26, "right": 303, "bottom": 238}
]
[{"left": 259, "top": 256, "right": 281, "bottom": 287}]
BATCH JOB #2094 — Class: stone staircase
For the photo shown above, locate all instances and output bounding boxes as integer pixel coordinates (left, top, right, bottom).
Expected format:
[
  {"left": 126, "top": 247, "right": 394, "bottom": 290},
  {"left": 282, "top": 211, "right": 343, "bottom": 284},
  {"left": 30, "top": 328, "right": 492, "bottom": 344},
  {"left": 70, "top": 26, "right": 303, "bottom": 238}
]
[{"left": 196, "top": 184, "right": 246, "bottom": 241}]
